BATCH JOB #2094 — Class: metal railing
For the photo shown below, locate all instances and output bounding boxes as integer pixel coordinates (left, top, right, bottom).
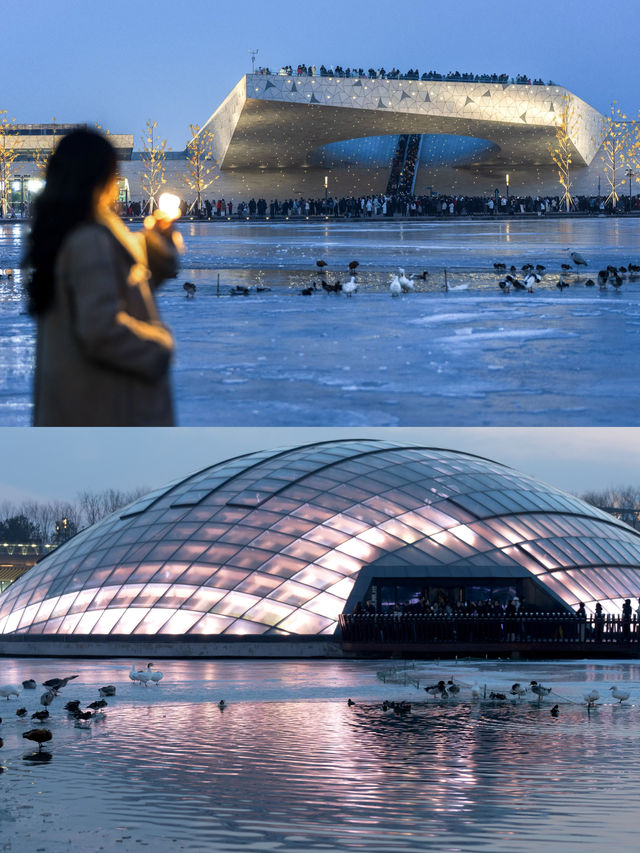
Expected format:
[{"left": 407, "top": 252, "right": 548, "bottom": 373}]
[{"left": 339, "top": 613, "right": 640, "bottom": 647}]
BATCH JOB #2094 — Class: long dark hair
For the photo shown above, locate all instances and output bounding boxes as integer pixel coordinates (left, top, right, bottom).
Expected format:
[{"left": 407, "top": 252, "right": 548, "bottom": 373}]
[{"left": 25, "top": 128, "right": 118, "bottom": 315}]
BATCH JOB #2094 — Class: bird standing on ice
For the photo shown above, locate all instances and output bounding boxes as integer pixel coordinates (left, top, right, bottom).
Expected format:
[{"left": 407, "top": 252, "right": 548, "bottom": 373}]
[
  {"left": 609, "top": 685, "right": 630, "bottom": 703},
  {"left": 342, "top": 276, "right": 358, "bottom": 296},
  {"left": 398, "top": 269, "right": 414, "bottom": 292},
  {"left": 390, "top": 276, "right": 402, "bottom": 297},
  {"left": 146, "top": 663, "right": 163, "bottom": 685},
  {"left": 584, "top": 688, "right": 600, "bottom": 708}
]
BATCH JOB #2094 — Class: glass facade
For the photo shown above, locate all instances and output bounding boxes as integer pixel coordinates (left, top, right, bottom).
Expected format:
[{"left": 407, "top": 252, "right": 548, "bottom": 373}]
[{"left": 1, "top": 440, "right": 640, "bottom": 637}]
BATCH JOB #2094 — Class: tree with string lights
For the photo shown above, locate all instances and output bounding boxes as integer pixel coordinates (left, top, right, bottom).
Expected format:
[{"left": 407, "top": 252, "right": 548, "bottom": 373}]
[
  {"left": 140, "top": 119, "right": 168, "bottom": 213},
  {"left": 600, "top": 102, "right": 639, "bottom": 210},
  {"left": 183, "top": 123, "right": 218, "bottom": 215},
  {"left": 0, "top": 111, "right": 19, "bottom": 217},
  {"left": 548, "top": 94, "right": 577, "bottom": 212}
]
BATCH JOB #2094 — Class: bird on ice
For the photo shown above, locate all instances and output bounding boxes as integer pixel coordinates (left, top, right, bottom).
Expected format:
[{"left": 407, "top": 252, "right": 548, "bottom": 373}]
[
  {"left": 529, "top": 681, "right": 552, "bottom": 702},
  {"left": 342, "top": 276, "right": 358, "bottom": 296},
  {"left": 22, "top": 728, "right": 52, "bottom": 752},
  {"left": 42, "top": 675, "right": 78, "bottom": 691},
  {"left": 390, "top": 275, "right": 402, "bottom": 297},
  {"left": 584, "top": 689, "right": 600, "bottom": 708},
  {"left": 146, "top": 663, "right": 163, "bottom": 685},
  {"left": 609, "top": 685, "right": 630, "bottom": 704},
  {"left": 398, "top": 269, "right": 414, "bottom": 292},
  {"left": 569, "top": 251, "right": 588, "bottom": 267}
]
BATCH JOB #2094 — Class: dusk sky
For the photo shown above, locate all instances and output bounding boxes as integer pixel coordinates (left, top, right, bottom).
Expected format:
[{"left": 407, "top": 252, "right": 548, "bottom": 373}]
[
  {"left": 1, "top": 428, "right": 639, "bottom": 504},
  {"left": 5, "top": 0, "right": 640, "bottom": 150}
]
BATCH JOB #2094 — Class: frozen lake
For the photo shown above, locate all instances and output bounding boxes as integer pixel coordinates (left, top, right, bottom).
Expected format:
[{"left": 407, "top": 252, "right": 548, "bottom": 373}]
[
  {"left": 1, "top": 218, "right": 640, "bottom": 425},
  {"left": 1, "top": 657, "right": 639, "bottom": 852}
]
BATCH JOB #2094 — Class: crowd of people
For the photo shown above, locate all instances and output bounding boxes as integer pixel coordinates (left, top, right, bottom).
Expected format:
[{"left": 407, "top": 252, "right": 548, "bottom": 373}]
[
  {"left": 256, "top": 64, "right": 552, "bottom": 86},
  {"left": 348, "top": 596, "right": 640, "bottom": 644},
  {"left": 117, "top": 191, "right": 639, "bottom": 223}
]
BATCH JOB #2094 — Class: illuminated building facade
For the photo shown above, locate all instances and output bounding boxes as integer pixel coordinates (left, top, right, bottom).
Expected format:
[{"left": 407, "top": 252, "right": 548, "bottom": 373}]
[
  {"left": 1, "top": 440, "right": 640, "bottom": 638},
  {"left": 4, "top": 79, "right": 611, "bottom": 201}
]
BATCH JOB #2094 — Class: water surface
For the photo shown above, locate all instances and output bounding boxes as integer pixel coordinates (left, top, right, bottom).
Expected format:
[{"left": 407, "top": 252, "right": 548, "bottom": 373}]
[{"left": 1, "top": 657, "right": 639, "bottom": 851}]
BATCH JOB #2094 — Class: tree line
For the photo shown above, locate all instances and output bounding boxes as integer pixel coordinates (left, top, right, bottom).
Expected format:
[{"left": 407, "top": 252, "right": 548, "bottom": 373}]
[
  {"left": 0, "top": 487, "right": 148, "bottom": 545},
  {"left": 1, "top": 485, "right": 639, "bottom": 548}
]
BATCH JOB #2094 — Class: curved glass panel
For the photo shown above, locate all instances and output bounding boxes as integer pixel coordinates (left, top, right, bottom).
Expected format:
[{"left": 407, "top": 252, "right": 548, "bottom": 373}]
[{"left": 1, "top": 441, "right": 640, "bottom": 636}]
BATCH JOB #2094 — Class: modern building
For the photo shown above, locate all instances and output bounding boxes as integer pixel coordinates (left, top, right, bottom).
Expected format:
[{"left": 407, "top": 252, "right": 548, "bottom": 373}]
[
  {"left": 195, "top": 73, "right": 605, "bottom": 198},
  {"left": 1, "top": 440, "right": 640, "bottom": 639},
  {"left": 2, "top": 75, "right": 615, "bottom": 206}
]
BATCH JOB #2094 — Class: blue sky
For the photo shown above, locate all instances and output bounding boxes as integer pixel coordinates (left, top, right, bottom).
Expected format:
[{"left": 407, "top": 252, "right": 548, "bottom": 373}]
[
  {"left": 5, "top": 0, "right": 639, "bottom": 149},
  {"left": 1, "top": 428, "right": 639, "bottom": 503}
]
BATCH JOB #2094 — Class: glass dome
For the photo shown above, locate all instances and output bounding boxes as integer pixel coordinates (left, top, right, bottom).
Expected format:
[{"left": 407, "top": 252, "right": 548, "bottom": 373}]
[{"left": 1, "top": 440, "right": 639, "bottom": 637}]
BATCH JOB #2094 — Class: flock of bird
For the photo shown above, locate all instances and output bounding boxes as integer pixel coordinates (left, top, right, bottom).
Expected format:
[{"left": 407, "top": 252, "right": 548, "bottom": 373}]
[
  {"left": 345, "top": 676, "right": 635, "bottom": 719},
  {"left": 178, "top": 251, "right": 640, "bottom": 299},
  {"left": 0, "top": 665, "right": 231, "bottom": 758},
  {"left": 495, "top": 252, "right": 640, "bottom": 293}
]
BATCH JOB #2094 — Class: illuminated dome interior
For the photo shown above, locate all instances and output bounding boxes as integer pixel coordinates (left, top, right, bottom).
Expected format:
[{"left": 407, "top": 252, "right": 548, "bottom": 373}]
[{"left": 1, "top": 440, "right": 640, "bottom": 637}]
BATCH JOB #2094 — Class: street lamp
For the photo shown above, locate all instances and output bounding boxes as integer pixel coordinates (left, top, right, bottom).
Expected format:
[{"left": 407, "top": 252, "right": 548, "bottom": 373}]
[
  {"left": 626, "top": 168, "right": 636, "bottom": 213},
  {"left": 506, "top": 173, "right": 510, "bottom": 202},
  {"left": 324, "top": 174, "right": 328, "bottom": 208}
]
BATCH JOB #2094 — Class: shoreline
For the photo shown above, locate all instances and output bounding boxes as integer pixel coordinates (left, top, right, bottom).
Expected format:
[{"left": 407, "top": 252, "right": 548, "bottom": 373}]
[{"left": 2, "top": 211, "right": 640, "bottom": 226}]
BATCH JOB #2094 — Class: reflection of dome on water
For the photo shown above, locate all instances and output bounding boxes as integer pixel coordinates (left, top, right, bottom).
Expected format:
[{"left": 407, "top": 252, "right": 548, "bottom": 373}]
[{"left": 1, "top": 440, "right": 640, "bottom": 638}]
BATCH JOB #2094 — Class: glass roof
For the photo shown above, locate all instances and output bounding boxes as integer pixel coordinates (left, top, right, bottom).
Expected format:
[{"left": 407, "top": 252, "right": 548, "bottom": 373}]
[{"left": 1, "top": 440, "right": 640, "bottom": 637}]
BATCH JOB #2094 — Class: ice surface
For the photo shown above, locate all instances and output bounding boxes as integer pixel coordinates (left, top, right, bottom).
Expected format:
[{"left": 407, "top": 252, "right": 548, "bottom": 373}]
[{"left": 2, "top": 219, "right": 640, "bottom": 425}]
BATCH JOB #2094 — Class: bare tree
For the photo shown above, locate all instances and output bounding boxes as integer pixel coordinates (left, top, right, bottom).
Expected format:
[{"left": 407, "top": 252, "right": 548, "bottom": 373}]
[
  {"left": 0, "top": 110, "right": 19, "bottom": 217},
  {"left": 548, "top": 94, "right": 577, "bottom": 212},
  {"left": 140, "top": 119, "right": 168, "bottom": 213},
  {"left": 183, "top": 123, "right": 218, "bottom": 214},
  {"left": 600, "top": 103, "right": 639, "bottom": 209}
]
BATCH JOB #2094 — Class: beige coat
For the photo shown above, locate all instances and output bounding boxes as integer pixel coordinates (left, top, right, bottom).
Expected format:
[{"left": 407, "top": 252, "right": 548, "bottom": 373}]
[{"left": 33, "top": 212, "right": 178, "bottom": 426}]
